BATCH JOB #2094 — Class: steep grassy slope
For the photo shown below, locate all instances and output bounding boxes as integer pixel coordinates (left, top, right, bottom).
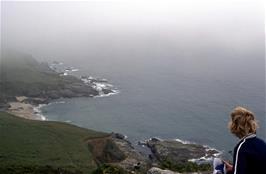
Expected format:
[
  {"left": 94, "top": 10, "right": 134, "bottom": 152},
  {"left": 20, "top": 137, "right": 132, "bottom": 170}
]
[
  {"left": 0, "top": 50, "right": 97, "bottom": 105},
  {"left": 1, "top": 51, "right": 72, "bottom": 94},
  {"left": 0, "top": 112, "right": 109, "bottom": 174}
]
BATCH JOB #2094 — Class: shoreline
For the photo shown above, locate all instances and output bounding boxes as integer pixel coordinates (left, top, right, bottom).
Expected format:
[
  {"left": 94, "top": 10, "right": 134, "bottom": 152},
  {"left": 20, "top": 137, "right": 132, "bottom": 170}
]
[
  {"left": 7, "top": 97, "right": 222, "bottom": 163},
  {"left": 4, "top": 89, "right": 120, "bottom": 121},
  {"left": 7, "top": 98, "right": 47, "bottom": 121},
  {"left": 5, "top": 98, "right": 220, "bottom": 173},
  {"left": 5, "top": 96, "right": 222, "bottom": 166}
]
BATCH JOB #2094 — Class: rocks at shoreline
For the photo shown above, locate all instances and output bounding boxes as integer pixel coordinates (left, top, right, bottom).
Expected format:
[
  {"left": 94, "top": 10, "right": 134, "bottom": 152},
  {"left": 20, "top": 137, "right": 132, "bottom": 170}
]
[
  {"left": 111, "top": 136, "right": 151, "bottom": 173},
  {"left": 80, "top": 75, "right": 119, "bottom": 97},
  {"left": 90, "top": 134, "right": 217, "bottom": 174},
  {"left": 44, "top": 82, "right": 99, "bottom": 99},
  {"left": 0, "top": 51, "right": 118, "bottom": 108},
  {"left": 136, "top": 138, "right": 219, "bottom": 173},
  {"left": 112, "top": 132, "right": 128, "bottom": 140},
  {"left": 146, "top": 138, "right": 219, "bottom": 165},
  {"left": 87, "top": 133, "right": 151, "bottom": 174},
  {"left": 1, "top": 51, "right": 218, "bottom": 174}
]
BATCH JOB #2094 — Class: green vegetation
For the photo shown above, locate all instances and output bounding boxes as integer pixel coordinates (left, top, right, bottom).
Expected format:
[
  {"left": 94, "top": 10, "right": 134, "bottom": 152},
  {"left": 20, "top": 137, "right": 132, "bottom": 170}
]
[
  {"left": 0, "top": 50, "right": 126, "bottom": 173},
  {"left": 160, "top": 160, "right": 212, "bottom": 173},
  {"left": 92, "top": 164, "right": 126, "bottom": 174},
  {"left": 0, "top": 112, "right": 109, "bottom": 174},
  {"left": 0, "top": 50, "right": 96, "bottom": 104},
  {"left": 0, "top": 50, "right": 213, "bottom": 174},
  {"left": 0, "top": 51, "right": 74, "bottom": 96}
]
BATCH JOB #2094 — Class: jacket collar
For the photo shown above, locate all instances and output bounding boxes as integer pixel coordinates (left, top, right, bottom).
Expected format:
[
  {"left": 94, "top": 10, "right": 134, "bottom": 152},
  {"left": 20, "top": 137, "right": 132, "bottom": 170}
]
[{"left": 239, "top": 133, "right": 256, "bottom": 143}]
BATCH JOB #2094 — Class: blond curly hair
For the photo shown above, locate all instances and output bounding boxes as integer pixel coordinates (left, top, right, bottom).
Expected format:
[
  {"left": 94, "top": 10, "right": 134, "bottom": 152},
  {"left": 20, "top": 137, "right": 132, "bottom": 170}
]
[{"left": 228, "top": 106, "right": 258, "bottom": 138}]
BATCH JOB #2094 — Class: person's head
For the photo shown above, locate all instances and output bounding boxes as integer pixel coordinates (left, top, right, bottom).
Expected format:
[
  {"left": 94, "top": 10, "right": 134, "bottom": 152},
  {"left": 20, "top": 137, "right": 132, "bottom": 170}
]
[{"left": 228, "top": 106, "right": 258, "bottom": 139}]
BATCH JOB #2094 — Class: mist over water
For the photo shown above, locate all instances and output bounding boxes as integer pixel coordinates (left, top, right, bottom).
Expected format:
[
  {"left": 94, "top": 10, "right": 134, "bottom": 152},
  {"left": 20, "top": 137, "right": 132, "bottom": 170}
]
[{"left": 2, "top": 1, "right": 265, "bottom": 156}]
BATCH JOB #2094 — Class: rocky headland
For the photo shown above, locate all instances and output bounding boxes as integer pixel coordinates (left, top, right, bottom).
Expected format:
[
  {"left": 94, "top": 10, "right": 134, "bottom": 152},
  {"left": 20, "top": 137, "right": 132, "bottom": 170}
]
[
  {"left": 146, "top": 138, "right": 219, "bottom": 164},
  {"left": 90, "top": 135, "right": 219, "bottom": 174},
  {"left": 0, "top": 51, "right": 218, "bottom": 174},
  {"left": 0, "top": 50, "right": 118, "bottom": 119}
]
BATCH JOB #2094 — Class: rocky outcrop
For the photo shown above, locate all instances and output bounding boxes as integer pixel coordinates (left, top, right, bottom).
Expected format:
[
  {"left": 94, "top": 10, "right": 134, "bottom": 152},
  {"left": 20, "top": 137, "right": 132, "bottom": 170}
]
[
  {"left": 0, "top": 51, "right": 116, "bottom": 108},
  {"left": 26, "top": 82, "right": 99, "bottom": 100},
  {"left": 111, "top": 135, "right": 151, "bottom": 173},
  {"left": 87, "top": 135, "right": 126, "bottom": 164},
  {"left": 146, "top": 138, "right": 218, "bottom": 165},
  {"left": 88, "top": 134, "right": 150, "bottom": 174},
  {"left": 89, "top": 135, "right": 217, "bottom": 174},
  {"left": 141, "top": 138, "right": 219, "bottom": 173}
]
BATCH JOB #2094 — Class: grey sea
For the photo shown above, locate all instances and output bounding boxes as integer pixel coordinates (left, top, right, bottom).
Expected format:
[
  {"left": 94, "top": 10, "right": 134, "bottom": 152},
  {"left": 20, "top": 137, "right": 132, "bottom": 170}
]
[
  {"left": 3, "top": 0, "right": 265, "bottom": 161},
  {"left": 41, "top": 56, "right": 265, "bottom": 159}
]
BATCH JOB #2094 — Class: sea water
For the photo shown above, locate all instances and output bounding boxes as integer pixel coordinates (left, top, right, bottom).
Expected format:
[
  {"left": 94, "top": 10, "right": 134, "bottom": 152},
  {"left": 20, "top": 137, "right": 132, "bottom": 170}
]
[
  {"left": 41, "top": 57, "right": 265, "bottom": 159},
  {"left": 3, "top": 0, "right": 264, "bottom": 160}
]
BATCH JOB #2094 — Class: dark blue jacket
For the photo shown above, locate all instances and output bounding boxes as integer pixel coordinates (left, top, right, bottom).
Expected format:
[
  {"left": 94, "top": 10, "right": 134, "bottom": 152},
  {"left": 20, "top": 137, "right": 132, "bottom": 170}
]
[{"left": 232, "top": 134, "right": 266, "bottom": 174}]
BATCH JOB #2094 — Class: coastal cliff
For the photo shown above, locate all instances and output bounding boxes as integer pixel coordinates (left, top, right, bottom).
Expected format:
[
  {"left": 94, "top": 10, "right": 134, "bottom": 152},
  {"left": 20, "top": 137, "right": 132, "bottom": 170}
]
[
  {"left": 0, "top": 50, "right": 116, "bottom": 119},
  {"left": 0, "top": 51, "right": 216, "bottom": 174},
  {"left": 0, "top": 50, "right": 100, "bottom": 107},
  {"left": 0, "top": 112, "right": 215, "bottom": 174}
]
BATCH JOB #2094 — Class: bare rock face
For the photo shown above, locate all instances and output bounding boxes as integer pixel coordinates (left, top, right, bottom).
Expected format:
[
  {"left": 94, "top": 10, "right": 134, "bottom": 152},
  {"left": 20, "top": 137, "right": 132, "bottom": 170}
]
[
  {"left": 111, "top": 136, "right": 151, "bottom": 173},
  {"left": 144, "top": 138, "right": 219, "bottom": 174},
  {"left": 146, "top": 138, "right": 219, "bottom": 165},
  {"left": 88, "top": 134, "right": 151, "bottom": 174},
  {"left": 147, "top": 140, "right": 205, "bottom": 163}
]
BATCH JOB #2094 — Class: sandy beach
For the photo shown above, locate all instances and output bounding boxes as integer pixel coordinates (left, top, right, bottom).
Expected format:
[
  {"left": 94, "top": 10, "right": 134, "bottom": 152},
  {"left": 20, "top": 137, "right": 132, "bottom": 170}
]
[{"left": 7, "top": 97, "right": 46, "bottom": 120}]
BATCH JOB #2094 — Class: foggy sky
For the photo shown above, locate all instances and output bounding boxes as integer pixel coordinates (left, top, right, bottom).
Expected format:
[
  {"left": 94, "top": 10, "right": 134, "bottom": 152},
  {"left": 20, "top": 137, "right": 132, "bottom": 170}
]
[{"left": 1, "top": 0, "right": 265, "bottom": 76}]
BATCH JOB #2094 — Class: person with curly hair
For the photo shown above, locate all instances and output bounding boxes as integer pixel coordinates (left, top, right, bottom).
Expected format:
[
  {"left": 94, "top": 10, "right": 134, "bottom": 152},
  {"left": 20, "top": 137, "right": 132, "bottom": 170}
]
[{"left": 213, "top": 106, "right": 266, "bottom": 174}]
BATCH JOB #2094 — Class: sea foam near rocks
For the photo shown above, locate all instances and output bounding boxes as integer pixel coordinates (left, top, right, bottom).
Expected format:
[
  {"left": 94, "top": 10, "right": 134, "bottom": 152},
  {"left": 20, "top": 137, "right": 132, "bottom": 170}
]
[
  {"left": 33, "top": 104, "right": 47, "bottom": 121},
  {"left": 80, "top": 75, "right": 119, "bottom": 97}
]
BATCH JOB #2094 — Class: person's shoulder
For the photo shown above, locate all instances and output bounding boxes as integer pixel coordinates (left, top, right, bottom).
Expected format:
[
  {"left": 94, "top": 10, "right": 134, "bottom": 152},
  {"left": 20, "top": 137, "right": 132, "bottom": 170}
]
[
  {"left": 234, "top": 135, "right": 265, "bottom": 152},
  {"left": 245, "top": 136, "right": 266, "bottom": 153},
  {"left": 254, "top": 137, "right": 266, "bottom": 148},
  {"left": 256, "top": 137, "right": 266, "bottom": 143},
  {"left": 248, "top": 136, "right": 266, "bottom": 145},
  {"left": 251, "top": 137, "right": 266, "bottom": 160}
]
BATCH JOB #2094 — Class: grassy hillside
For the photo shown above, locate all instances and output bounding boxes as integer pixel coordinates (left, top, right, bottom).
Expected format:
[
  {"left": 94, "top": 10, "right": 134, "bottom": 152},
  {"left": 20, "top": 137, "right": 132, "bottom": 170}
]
[
  {"left": 0, "top": 50, "right": 82, "bottom": 83},
  {"left": 1, "top": 50, "right": 72, "bottom": 93},
  {"left": 0, "top": 112, "right": 109, "bottom": 174},
  {"left": 0, "top": 51, "right": 126, "bottom": 173},
  {"left": 0, "top": 50, "right": 97, "bottom": 104}
]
